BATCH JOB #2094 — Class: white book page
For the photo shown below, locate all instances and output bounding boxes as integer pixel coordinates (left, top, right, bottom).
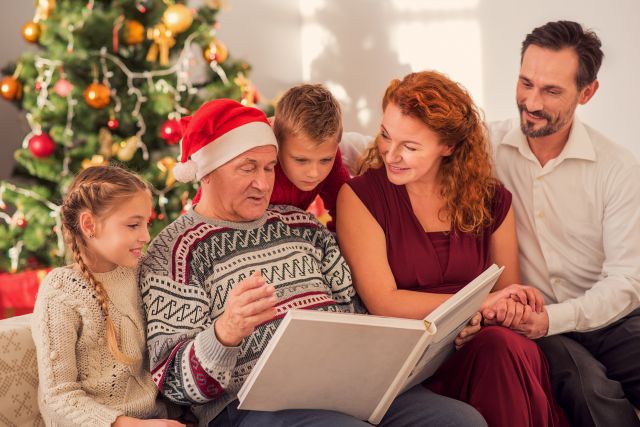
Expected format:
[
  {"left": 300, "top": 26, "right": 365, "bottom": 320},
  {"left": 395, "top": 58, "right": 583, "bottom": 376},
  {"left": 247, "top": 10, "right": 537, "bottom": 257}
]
[{"left": 238, "top": 310, "right": 426, "bottom": 421}]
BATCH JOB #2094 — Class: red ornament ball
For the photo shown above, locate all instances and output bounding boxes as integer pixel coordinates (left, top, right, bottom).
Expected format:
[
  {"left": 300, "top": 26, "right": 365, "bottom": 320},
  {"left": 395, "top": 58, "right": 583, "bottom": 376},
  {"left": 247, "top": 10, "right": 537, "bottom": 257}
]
[
  {"left": 107, "top": 118, "right": 120, "bottom": 130},
  {"left": 28, "top": 133, "right": 56, "bottom": 158},
  {"left": 148, "top": 211, "right": 157, "bottom": 224},
  {"left": 157, "top": 213, "right": 166, "bottom": 221},
  {"left": 160, "top": 119, "right": 182, "bottom": 144},
  {"left": 16, "top": 217, "right": 28, "bottom": 228}
]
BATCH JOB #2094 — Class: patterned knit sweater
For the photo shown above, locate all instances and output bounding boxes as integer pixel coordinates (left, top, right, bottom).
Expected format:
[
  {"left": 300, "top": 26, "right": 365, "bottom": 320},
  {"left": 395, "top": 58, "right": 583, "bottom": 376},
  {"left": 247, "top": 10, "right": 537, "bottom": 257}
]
[
  {"left": 139, "top": 205, "right": 357, "bottom": 426},
  {"left": 31, "top": 266, "right": 165, "bottom": 426}
]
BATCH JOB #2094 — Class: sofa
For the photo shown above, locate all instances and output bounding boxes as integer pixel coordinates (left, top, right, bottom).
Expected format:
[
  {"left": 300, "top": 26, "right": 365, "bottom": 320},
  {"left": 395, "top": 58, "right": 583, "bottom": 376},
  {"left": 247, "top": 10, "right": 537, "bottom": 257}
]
[
  {"left": 0, "top": 314, "right": 43, "bottom": 426},
  {"left": 0, "top": 314, "right": 637, "bottom": 426}
]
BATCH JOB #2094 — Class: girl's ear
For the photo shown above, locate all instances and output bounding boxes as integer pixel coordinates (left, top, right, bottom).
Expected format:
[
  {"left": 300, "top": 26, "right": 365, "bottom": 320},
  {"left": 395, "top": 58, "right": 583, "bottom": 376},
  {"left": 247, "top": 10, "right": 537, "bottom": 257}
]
[{"left": 78, "top": 210, "right": 96, "bottom": 239}]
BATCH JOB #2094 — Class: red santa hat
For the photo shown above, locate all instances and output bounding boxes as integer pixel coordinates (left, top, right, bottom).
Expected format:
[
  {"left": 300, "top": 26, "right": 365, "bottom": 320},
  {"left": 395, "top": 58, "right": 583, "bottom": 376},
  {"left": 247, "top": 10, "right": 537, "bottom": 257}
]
[{"left": 173, "top": 99, "right": 278, "bottom": 182}]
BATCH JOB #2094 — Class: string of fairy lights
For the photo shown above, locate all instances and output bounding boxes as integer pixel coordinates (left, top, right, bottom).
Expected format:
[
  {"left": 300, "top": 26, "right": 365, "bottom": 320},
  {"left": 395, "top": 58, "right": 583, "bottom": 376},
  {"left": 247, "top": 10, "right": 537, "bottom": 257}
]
[{"left": 0, "top": 0, "right": 260, "bottom": 270}]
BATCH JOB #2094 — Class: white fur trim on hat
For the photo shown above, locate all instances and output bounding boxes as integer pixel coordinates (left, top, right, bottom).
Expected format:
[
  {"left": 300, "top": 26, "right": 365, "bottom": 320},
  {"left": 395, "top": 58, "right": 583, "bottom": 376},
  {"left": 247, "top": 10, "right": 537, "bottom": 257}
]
[
  {"left": 173, "top": 159, "right": 198, "bottom": 182},
  {"left": 191, "top": 121, "right": 278, "bottom": 180}
]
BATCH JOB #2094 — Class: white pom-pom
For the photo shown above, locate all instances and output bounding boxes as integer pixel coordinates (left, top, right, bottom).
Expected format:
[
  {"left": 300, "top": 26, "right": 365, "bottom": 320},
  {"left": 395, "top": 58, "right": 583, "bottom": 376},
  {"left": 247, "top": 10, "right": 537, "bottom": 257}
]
[{"left": 173, "top": 159, "right": 198, "bottom": 182}]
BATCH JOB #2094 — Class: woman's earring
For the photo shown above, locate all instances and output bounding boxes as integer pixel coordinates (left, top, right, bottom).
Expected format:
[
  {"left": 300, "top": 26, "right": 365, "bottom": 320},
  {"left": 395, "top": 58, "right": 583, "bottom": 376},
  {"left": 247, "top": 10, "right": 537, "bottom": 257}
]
[{"left": 89, "top": 232, "right": 95, "bottom": 238}]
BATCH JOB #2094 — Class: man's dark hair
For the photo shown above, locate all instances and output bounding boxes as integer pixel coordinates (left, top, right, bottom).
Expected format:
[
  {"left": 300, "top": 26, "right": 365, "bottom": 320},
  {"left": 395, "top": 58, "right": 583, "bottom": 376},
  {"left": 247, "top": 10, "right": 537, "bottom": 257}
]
[{"left": 521, "top": 20, "right": 604, "bottom": 89}]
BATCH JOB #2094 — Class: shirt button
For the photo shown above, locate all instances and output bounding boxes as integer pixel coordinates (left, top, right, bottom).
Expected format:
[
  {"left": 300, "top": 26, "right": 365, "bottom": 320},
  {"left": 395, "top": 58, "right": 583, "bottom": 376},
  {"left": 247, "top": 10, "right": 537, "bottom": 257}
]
[
  {"left": 98, "top": 338, "right": 105, "bottom": 346},
  {"left": 49, "top": 351, "right": 57, "bottom": 360}
]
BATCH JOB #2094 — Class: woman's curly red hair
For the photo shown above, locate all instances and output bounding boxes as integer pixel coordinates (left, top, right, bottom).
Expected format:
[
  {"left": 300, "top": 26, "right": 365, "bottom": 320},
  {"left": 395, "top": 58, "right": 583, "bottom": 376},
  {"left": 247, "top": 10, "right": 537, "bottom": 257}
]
[{"left": 357, "top": 70, "right": 498, "bottom": 235}]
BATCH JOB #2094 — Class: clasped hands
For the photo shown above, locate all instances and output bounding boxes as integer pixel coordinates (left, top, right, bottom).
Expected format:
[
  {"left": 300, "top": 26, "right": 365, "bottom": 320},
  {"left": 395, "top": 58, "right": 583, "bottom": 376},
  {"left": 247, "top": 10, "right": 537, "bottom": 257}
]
[{"left": 455, "top": 284, "right": 550, "bottom": 349}]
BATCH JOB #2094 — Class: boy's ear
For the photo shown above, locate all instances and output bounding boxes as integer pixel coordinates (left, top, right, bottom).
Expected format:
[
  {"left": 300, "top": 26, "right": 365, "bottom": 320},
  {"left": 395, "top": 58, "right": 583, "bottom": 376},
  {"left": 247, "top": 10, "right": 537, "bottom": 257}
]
[{"left": 78, "top": 211, "right": 96, "bottom": 239}]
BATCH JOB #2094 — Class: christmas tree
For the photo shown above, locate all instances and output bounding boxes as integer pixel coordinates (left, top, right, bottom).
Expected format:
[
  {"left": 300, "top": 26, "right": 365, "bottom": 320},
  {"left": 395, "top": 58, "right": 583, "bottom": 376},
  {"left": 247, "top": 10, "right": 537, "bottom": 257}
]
[{"left": 0, "top": 0, "right": 264, "bottom": 272}]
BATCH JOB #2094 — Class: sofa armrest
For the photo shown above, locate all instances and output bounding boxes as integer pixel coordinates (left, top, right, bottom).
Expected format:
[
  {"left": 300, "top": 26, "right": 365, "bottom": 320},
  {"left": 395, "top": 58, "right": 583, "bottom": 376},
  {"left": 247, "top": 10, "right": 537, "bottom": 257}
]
[{"left": 0, "top": 314, "right": 43, "bottom": 426}]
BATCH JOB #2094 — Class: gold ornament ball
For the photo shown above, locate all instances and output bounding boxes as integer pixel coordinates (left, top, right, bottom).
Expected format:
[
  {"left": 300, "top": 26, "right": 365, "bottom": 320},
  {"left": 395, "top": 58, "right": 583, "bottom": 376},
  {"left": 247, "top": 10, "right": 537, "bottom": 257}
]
[
  {"left": 22, "top": 21, "right": 41, "bottom": 43},
  {"left": 1, "top": 76, "right": 23, "bottom": 100},
  {"left": 163, "top": 4, "right": 193, "bottom": 34},
  {"left": 83, "top": 82, "right": 110, "bottom": 109},
  {"left": 125, "top": 20, "right": 145, "bottom": 45},
  {"left": 203, "top": 39, "right": 228, "bottom": 64}
]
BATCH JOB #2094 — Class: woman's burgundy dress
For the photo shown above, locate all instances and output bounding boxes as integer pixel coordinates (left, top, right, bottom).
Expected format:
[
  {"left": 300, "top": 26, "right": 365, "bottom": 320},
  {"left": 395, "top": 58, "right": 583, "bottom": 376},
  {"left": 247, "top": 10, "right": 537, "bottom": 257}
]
[{"left": 348, "top": 167, "right": 567, "bottom": 427}]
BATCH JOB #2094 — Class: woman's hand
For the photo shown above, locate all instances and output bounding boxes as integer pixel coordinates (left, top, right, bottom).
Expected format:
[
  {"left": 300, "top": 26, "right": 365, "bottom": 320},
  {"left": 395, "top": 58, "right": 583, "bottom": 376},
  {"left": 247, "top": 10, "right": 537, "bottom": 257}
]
[
  {"left": 483, "top": 298, "right": 531, "bottom": 327},
  {"left": 113, "top": 416, "right": 187, "bottom": 426},
  {"left": 481, "top": 284, "right": 544, "bottom": 327},
  {"left": 454, "top": 312, "right": 482, "bottom": 350}
]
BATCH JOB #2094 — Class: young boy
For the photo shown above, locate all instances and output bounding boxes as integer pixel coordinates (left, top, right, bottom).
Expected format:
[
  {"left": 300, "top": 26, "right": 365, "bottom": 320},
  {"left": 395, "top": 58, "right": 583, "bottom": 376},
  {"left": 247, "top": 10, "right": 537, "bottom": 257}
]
[{"left": 270, "top": 83, "right": 350, "bottom": 230}]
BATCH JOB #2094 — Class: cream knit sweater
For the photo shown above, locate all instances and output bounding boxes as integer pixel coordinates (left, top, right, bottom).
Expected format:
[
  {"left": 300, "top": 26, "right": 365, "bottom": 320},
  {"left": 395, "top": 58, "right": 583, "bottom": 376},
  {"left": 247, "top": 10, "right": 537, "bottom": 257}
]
[{"left": 31, "top": 266, "right": 165, "bottom": 426}]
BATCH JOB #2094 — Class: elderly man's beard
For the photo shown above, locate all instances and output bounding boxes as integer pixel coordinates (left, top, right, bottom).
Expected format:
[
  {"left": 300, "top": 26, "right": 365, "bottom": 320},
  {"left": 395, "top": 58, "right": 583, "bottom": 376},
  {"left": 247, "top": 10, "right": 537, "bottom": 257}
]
[{"left": 517, "top": 103, "right": 569, "bottom": 138}]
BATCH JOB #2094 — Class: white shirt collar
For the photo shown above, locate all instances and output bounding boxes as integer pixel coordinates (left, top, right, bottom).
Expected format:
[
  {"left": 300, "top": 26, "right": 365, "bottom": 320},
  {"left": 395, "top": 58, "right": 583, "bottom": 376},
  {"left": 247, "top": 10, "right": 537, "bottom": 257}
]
[{"left": 500, "top": 116, "right": 597, "bottom": 165}]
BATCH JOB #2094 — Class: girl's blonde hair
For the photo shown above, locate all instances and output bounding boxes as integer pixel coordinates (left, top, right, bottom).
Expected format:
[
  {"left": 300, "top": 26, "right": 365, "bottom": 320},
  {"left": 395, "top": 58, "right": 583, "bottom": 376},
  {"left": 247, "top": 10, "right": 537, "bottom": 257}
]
[
  {"left": 61, "top": 165, "right": 150, "bottom": 365},
  {"left": 357, "top": 71, "right": 498, "bottom": 235}
]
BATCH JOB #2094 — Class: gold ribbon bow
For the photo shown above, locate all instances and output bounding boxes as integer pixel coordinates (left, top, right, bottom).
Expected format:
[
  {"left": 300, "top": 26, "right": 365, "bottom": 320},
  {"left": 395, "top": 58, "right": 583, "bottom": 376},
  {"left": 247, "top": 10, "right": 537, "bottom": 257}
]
[{"left": 146, "top": 23, "right": 175, "bottom": 66}]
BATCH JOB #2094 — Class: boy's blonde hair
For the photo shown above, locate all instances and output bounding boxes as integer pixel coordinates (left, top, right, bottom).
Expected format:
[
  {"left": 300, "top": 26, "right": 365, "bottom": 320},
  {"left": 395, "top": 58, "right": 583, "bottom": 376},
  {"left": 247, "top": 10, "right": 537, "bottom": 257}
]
[
  {"left": 273, "top": 83, "right": 342, "bottom": 146},
  {"left": 61, "top": 165, "right": 151, "bottom": 365}
]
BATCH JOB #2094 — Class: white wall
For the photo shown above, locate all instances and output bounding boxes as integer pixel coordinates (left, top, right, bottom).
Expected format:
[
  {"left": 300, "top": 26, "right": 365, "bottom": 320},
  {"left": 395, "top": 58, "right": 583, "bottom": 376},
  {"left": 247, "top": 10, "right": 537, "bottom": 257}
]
[
  {"left": 0, "top": 1, "right": 37, "bottom": 180},
  {"left": 2, "top": 0, "right": 639, "bottom": 181},
  {"left": 218, "top": 0, "right": 640, "bottom": 158}
]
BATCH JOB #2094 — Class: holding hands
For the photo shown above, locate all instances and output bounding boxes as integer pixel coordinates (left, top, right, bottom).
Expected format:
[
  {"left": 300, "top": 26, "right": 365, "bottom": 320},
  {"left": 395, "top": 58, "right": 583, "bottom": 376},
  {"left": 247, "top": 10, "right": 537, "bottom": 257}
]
[
  {"left": 480, "top": 284, "right": 549, "bottom": 338},
  {"left": 214, "top": 271, "right": 278, "bottom": 347},
  {"left": 456, "top": 284, "right": 548, "bottom": 349},
  {"left": 482, "top": 284, "right": 544, "bottom": 325}
]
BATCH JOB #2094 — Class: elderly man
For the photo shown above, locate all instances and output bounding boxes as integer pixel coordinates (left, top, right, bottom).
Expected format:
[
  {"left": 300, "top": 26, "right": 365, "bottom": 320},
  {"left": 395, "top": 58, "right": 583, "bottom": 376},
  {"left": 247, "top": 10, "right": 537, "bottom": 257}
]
[
  {"left": 139, "top": 99, "right": 485, "bottom": 427},
  {"left": 490, "top": 21, "right": 640, "bottom": 426}
]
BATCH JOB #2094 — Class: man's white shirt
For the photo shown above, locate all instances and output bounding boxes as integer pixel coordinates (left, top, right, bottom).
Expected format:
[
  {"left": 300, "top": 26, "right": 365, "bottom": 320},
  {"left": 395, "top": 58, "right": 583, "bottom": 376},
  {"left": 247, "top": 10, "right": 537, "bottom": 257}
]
[{"left": 489, "top": 118, "right": 640, "bottom": 335}]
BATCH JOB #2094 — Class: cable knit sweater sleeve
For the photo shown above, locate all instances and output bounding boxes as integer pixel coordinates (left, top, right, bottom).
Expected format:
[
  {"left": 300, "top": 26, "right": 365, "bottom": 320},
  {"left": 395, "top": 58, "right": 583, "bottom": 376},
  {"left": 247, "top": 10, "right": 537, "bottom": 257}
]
[{"left": 31, "top": 270, "right": 122, "bottom": 426}]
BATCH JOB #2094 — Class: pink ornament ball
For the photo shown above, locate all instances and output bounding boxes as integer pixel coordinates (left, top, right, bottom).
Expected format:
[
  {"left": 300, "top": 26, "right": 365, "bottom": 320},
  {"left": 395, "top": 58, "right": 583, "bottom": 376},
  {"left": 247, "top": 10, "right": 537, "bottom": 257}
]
[{"left": 53, "top": 79, "right": 73, "bottom": 97}]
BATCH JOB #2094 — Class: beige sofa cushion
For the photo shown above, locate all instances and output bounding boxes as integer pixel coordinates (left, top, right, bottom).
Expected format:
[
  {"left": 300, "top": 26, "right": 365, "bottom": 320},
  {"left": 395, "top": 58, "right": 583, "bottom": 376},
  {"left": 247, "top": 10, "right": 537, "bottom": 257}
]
[{"left": 0, "top": 314, "right": 43, "bottom": 427}]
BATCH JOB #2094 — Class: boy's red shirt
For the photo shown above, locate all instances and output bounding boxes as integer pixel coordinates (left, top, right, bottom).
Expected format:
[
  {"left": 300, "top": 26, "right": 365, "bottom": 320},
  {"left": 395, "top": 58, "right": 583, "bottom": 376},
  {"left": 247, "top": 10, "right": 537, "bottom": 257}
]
[{"left": 270, "top": 148, "right": 350, "bottom": 231}]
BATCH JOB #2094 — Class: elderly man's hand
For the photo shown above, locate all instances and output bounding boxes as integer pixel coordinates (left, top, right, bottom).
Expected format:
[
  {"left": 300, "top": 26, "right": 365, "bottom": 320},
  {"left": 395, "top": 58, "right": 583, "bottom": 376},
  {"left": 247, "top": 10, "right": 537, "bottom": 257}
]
[{"left": 214, "top": 271, "right": 277, "bottom": 347}]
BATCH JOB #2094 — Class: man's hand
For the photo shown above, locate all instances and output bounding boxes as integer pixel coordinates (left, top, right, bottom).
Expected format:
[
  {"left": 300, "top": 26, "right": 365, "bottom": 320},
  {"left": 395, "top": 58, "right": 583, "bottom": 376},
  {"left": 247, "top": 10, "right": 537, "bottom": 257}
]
[
  {"left": 511, "top": 309, "right": 550, "bottom": 339},
  {"left": 214, "top": 272, "right": 277, "bottom": 347},
  {"left": 454, "top": 312, "right": 482, "bottom": 350}
]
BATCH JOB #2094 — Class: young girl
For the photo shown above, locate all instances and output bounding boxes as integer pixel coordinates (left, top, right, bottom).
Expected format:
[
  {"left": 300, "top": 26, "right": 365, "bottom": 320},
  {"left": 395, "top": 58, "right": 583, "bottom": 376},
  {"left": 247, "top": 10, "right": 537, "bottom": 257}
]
[{"left": 31, "top": 166, "right": 185, "bottom": 427}]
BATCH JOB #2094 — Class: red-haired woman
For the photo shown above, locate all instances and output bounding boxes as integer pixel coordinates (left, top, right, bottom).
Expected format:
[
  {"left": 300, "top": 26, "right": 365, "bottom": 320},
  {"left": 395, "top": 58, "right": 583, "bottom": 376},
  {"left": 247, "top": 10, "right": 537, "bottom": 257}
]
[{"left": 337, "top": 71, "right": 567, "bottom": 427}]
